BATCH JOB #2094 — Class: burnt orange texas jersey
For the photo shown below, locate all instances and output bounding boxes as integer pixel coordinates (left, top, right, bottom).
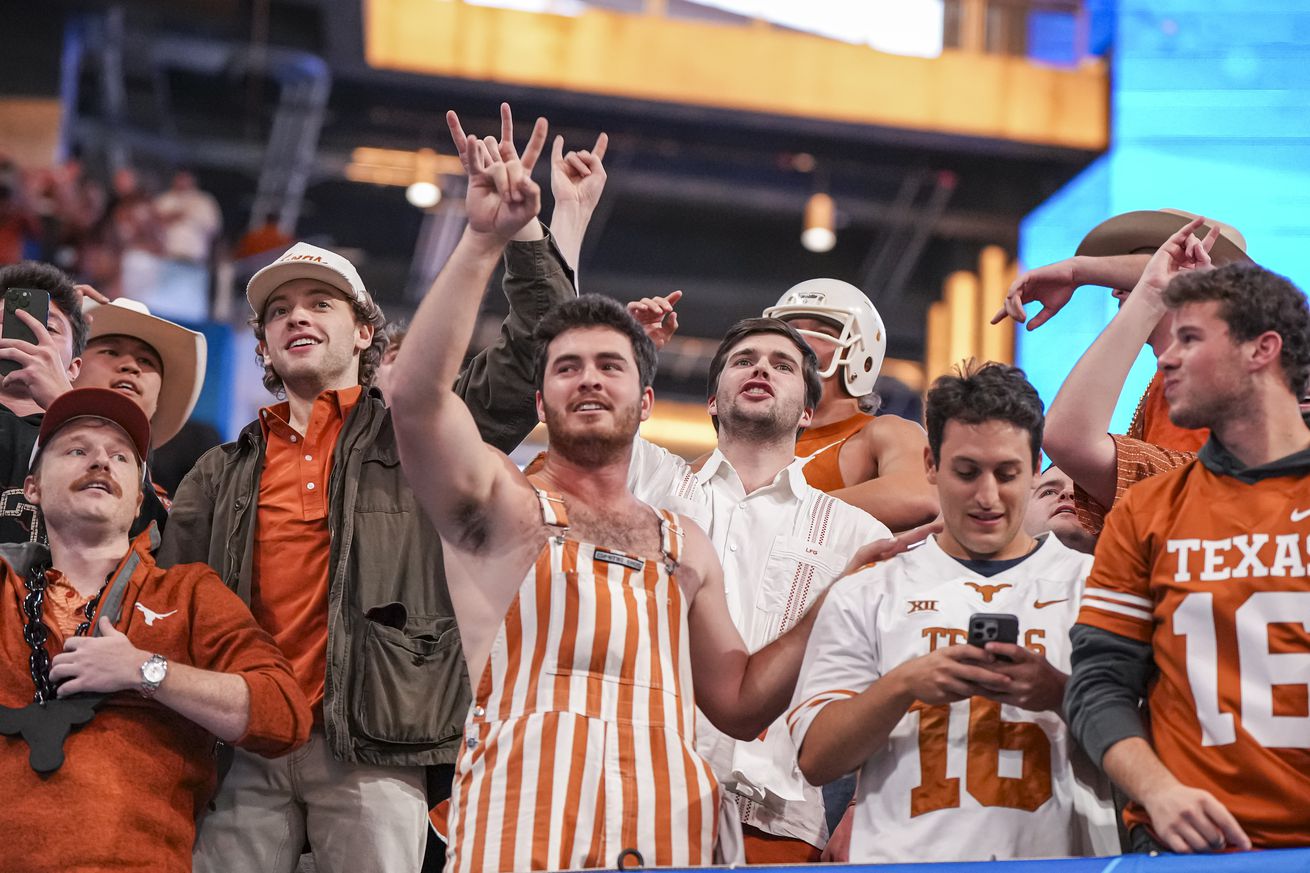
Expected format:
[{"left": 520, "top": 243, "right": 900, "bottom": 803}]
[{"left": 1077, "top": 458, "right": 1310, "bottom": 848}]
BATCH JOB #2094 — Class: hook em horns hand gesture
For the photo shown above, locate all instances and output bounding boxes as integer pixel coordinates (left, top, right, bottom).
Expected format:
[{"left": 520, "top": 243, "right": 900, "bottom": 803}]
[
  {"left": 1136, "top": 215, "right": 1218, "bottom": 297},
  {"left": 446, "top": 103, "right": 548, "bottom": 242}
]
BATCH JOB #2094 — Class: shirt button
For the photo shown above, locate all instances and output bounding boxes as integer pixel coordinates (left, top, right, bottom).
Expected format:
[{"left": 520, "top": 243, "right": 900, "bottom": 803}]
[
  {"left": 738, "top": 502, "right": 747, "bottom": 510},
  {"left": 306, "top": 482, "right": 316, "bottom": 491},
  {"left": 729, "top": 544, "right": 738, "bottom": 552},
  {"left": 466, "top": 736, "right": 479, "bottom": 749},
  {"left": 290, "top": 435, "right": 298, "bottom": 443},
  {"left": 473, "top": 706, "right": 485, "bottom": 718},
  {"left": 304, "top": 454, "right": 313, "bottom": 462}
]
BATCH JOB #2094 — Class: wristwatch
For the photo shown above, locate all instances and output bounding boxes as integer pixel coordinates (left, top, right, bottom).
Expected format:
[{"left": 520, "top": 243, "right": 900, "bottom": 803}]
[{"left": 139, "top": 653, "right": 169, "bottom": 698}]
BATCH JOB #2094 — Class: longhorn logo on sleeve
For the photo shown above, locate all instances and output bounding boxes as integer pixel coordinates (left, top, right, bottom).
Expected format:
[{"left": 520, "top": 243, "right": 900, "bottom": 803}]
[{"left": 135, "top": 604, "right": 178, "bottom": 626}]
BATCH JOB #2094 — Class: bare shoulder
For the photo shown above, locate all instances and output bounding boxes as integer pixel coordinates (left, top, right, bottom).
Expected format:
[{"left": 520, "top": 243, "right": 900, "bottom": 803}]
[{"left": 856, "top": 414, "right": 928, "bottom": 453}]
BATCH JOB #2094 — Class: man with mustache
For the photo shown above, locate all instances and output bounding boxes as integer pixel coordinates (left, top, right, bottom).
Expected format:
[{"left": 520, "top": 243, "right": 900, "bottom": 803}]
[
  {"left": 0, "top": 388, "right": 310, "bottom": 873},
  {"left": 162, "top": 104, "right": 577, "bottom": 873},
  {"left": 72, "top": 297, "right": 206, "bottom": 536},
  {"left": 0, "top": 261, "right": 204, "bottom": 545},
  {"left": 390, "top": 116, "right": 836, "bottom": 872}
]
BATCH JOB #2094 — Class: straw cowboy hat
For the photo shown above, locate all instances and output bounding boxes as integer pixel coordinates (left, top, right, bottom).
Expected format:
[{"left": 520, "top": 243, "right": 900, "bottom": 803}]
[
  {"left": 82, "top": 299, "right": 207, "bottom": 447},
  {"left": 1075, "top": 208, "right": 1250, "bottom": 266}
]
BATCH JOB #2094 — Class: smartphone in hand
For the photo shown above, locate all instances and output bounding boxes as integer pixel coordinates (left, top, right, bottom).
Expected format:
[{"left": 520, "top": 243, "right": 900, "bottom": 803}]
[
  {"left": 1, "top": 287, "right": 51, "bottom": 378},
  {"left": 967, "top": 613, "right": 1019, "bottom": 663}
]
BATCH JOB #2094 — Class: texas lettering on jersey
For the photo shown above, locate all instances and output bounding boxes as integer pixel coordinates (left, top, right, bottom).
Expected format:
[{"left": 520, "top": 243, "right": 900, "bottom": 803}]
[
  {"left": 1077, "top": 460, "right": 1310, "bottom": 849},
  {"left": 1164, "top": 533, "right": 1308, "bottom": 581},
  {"left": 789, "top": 535, "right": 1117, "bottom": 863}
]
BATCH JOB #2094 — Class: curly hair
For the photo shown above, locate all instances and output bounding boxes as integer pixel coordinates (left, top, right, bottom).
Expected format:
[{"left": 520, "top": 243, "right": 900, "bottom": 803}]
[
  {"left": 0, "top": 261, "right": 89, "bottom": 356},
  {"left": 1164, "top": 262, "right": 1310, "bottom": 395},
  {"left": 250, "top": 292, "right": 387, "bottom": 398},
  {"left": 925, "top": 360, "right": 1045, "bottom": 469},
  {"left": 532, "top": 295, "right": 658, "bottom": 392},
  {"left": 706, "top": 317, "right": 823, "bottom": 433}
]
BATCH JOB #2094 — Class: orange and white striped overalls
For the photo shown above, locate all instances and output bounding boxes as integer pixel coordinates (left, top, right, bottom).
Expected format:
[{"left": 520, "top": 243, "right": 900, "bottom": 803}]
[{"left": 446, "top": 490, "right": 720, "bottom": 873}]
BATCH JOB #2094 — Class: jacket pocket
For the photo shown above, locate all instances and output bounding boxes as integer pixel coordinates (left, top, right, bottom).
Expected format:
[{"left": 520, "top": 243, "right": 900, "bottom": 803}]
[{"left": 351, "top": 611, "right": 468, "bottom": 746}]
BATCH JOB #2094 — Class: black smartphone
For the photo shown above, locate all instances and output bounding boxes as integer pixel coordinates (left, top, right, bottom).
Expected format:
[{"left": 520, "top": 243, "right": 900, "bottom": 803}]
[
  {"left": 967, "top": 612, "right": 1019, "bottom": 662},
  {"left": 1, "top": 287, "right": 51, "bottom": 377}
]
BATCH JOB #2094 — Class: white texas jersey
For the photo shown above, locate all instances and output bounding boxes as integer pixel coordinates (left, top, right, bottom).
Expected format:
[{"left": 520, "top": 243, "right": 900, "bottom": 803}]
[{"left": 788, "top": 534, "right": 1118, "bottom": 863}]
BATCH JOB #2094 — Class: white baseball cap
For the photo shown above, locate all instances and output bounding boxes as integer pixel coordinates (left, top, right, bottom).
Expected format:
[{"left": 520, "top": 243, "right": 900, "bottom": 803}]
[{"left": 245, "top": 242, "right": 371, "bottom": 316}]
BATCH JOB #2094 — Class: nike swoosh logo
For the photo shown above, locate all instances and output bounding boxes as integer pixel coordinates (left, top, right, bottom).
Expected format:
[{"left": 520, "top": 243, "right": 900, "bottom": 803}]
[
  {"left": 1034, "top": 599, "right": 1068, "bottom": 609},
  {"left": 1292, "top": 508, "right": 1310, "bottom": 522}
]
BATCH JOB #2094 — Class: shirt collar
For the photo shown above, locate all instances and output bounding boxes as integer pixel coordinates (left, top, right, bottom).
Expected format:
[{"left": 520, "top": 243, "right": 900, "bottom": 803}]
[
  {"left": 695, "top": 448, "right": 809, "bottom": 500},
  {"left": 259, "top": 385, "right": 363, "bottom": 440}
]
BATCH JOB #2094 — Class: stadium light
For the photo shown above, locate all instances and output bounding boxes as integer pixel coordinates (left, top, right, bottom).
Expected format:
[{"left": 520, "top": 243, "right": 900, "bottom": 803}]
[{"left": 801, "top": 192, "right": 836, "bottom": 252}]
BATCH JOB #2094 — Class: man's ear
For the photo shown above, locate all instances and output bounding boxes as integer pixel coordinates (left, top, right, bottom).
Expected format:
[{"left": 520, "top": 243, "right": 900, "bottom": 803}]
[
  {"left": 640, "top": 386, "right": 655, "bottom": 422},
  {"left": 356, "top": 321, "right": 375, "bottom": 353},
  {"left": 66, "top": 356, "right": 81, "bottom": 382},
  {"left": 536, "top": 390, "right": 546, "bottom": 424},
  {"left": 22, "top": 474, "right": 40, "bottom": 506},
  {"left": 1248, "top": 330, "right": 1283, "bottom": 375},
  {"left": 923, "top": 445, "right": 938, "bottom": 485},
  {"left": 798, "top": 404, "right": 814, "bottom": 430},
  {"left": 707, "top": 394, "right": 717, "bottom": 418}
]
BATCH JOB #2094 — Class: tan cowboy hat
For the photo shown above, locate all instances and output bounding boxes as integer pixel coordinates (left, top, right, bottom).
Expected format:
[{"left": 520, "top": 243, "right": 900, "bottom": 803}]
[
  {"left": 81, "top": 299, "right": 207, "bottom": 447},
  {"left": 1075, "top": 208, "right": 1251, "bottom": 266}
]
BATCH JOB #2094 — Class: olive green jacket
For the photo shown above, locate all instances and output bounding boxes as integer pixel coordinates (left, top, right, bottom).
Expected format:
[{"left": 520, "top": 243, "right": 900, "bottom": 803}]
[{"left": 158, "top": 231, "right": 575, "bottom": 765}]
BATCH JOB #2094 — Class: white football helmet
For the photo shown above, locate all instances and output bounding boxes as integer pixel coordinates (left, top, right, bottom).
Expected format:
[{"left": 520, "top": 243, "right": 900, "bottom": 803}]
[{"left": 764, "top": 278, "right": 886, "bottom": 397}]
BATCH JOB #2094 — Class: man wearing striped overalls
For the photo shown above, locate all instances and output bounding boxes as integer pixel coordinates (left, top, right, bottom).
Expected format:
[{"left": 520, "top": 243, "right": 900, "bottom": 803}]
[{"left": 389, "top": 112, "right": 831, "bottom": 872}]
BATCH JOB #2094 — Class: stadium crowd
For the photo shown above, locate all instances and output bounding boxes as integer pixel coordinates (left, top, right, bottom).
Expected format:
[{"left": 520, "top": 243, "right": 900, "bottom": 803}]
[{"left": 0, "top": 102, "right": 1307, "bottom": 873}]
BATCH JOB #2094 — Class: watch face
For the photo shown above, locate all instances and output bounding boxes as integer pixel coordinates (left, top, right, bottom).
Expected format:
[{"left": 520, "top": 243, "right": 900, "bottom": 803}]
[{"left": 143, "top": 658, "right": 167, "bottom": 684}]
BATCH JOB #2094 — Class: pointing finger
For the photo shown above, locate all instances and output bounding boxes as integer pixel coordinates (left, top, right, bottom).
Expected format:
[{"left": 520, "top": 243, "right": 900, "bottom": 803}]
[{"left": 591, "top": 131, "right": 609, "bottom": 161}]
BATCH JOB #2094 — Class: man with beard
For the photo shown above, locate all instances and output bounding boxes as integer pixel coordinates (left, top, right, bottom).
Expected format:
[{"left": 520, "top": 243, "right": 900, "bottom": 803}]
[
  {"left": 0, "top": 388, "right": 309, "bottom": 873},
  {"left": 0, "top": 262, "right": 204, "bottom": 545},
  {"left": 162, "top": 103, "right": 577, "bottom": 873},
  {"left": 389, "top": 122, "right": 835, "bottom": 872},
  {"left": 620, "top": 317, "right": 890, "bottom": 862},
  {"left": 1023, "top": 464, "right": 1096, "bottom": 554},
  {"left": 1066, "top": 262, "right": 1310, "bottom": 853}
]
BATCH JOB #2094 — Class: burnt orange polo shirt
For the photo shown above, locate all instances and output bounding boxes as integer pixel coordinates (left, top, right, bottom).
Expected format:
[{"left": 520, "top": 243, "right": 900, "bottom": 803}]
[
  {"left": 251, "top": 386, "right": 361, "bottom": 714},
  {"left": 44, "top": 569, "right": 96, "bottom": 640}
]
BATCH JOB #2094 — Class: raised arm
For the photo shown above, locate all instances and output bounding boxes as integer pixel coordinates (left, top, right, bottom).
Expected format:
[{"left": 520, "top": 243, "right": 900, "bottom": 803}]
[
  {"left": 1044, "top": 218, "right": 1217, "bottom": 504},
  {"left": 548, "top": 131, "right": 609, "bottom": 275},
  {"left": 446, "top": 104, "right": 579, "bottom": 453},
  {"left": 990, "top": 254, "right": 1152, "bottom": 330},
  {"left": 389, "top": 115, "right": 547, "bottom": 545}
]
